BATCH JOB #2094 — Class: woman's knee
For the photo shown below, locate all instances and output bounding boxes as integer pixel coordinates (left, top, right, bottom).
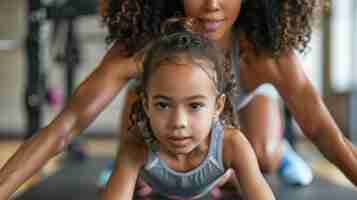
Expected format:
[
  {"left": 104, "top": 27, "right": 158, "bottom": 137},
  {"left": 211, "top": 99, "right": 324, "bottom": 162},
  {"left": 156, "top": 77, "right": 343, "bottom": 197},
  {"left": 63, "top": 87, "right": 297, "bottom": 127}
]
[{"left": 254, "top": 141, "right": 283, "bottom": 173}]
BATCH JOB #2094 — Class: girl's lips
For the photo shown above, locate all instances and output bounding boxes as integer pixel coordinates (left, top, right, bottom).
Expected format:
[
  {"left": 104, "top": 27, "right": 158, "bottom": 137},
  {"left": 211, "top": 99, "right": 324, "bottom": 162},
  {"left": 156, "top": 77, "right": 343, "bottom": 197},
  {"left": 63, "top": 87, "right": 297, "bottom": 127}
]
[
  {"left": 168, "top": 137, "right": 192, "bottom": 147},
  {"left": 199, "top": 19, "right": 225, "bottom": 32}
]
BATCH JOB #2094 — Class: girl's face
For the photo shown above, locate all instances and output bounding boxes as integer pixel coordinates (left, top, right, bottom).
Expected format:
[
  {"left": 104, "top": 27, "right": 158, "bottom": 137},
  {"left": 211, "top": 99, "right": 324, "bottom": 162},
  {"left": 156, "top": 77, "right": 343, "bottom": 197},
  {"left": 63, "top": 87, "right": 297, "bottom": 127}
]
[
  {"left": 144, "top": 58, "right": 225, "bottom": 156},
  {"left": 182, "top": 0, "right": 242, "bottom": 47}
]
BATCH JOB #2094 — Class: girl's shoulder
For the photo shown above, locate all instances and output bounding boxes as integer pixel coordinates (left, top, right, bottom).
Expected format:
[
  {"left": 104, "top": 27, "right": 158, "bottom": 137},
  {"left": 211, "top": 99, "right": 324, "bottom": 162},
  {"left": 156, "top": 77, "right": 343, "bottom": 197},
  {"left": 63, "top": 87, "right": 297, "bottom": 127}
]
[
  {"left": 222, "top": 127, "right": 247, "bottom": 147},
  {"left": 222, "top": 127, "right": 255, "bottom": 167}
]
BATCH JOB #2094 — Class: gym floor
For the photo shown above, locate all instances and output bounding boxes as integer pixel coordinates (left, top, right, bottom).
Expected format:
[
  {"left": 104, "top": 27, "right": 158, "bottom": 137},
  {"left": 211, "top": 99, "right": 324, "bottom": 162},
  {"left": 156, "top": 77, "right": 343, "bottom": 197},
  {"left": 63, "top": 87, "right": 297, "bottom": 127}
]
[{"left": 1, "top": 136, "right": 356, "bottom": 200}]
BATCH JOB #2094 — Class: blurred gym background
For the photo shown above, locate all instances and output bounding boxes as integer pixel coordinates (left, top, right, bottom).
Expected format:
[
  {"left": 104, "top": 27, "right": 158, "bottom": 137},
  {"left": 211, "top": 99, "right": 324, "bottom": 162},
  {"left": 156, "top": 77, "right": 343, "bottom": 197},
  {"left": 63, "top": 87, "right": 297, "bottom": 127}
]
[{"left": 0, "top": 0, "right": 356, "bottom": 198}]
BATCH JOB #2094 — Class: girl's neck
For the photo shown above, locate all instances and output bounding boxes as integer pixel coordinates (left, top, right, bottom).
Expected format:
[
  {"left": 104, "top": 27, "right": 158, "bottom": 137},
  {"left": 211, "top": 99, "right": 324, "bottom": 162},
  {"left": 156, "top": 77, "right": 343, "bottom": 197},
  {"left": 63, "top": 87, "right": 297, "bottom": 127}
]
[
  {"left": 162, "top": 139, "right": 209, "bottom": 161},
  {"left": 159, "top": 135, "right": 211, "bottom": 171}
]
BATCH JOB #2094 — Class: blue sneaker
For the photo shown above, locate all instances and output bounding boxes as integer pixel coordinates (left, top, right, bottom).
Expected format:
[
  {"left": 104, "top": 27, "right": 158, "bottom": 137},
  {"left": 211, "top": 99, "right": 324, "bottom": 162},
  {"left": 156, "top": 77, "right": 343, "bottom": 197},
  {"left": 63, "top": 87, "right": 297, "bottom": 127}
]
[
  {"left": 97, "top": 161, "right": 115, "bottom": 189},
  {"left": 278, "top": 140, "right": 313, "bottom": 186}
]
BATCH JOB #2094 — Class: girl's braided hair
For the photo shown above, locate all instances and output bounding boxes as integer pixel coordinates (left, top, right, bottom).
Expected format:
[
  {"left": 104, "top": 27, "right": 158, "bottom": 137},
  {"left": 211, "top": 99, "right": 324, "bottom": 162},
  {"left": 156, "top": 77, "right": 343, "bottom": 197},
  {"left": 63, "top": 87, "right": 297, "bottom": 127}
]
[
  {"left": 99, "top": 0, "right": 322, "bottom": 55},
  {"left": 128, "top": 18, "right": 239, "bottom": 142}
]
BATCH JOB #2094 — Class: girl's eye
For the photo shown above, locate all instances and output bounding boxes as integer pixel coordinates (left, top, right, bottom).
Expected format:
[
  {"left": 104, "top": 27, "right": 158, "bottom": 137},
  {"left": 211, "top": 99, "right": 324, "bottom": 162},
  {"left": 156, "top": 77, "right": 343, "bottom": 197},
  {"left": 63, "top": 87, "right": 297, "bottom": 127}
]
[
  {"left": 154, "top": 102, "right": 169, "bottom": 110},
  {"left": 190, "top": 103, "right": 204, "bottom": 111}
]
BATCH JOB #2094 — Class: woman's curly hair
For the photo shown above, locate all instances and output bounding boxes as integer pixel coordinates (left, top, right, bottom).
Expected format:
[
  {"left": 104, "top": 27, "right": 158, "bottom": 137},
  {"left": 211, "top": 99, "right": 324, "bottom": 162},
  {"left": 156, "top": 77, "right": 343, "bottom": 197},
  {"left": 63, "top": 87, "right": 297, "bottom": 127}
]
[
  {"left": 99, "top": 0, "right": 322, "bottom": 55},
  {"left": 238, "top": 0, "right": 322, "bottom": 54}
]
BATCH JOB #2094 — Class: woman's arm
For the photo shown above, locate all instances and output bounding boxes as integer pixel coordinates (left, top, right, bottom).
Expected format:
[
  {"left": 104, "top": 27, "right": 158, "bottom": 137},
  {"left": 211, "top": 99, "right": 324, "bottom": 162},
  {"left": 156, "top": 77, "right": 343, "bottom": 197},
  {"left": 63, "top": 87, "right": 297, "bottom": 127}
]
[
  {"left": 249, "top": 50, "right": 357, "bottom": 185},
  {"left": 0, "top": 42, "right": 139, "bottom": 199},
  {"left": 345, "top": 139, "right": 357, "bottom": 158},
  {"left": 224, "top": 129, "right": 276, "bottom": 200}
]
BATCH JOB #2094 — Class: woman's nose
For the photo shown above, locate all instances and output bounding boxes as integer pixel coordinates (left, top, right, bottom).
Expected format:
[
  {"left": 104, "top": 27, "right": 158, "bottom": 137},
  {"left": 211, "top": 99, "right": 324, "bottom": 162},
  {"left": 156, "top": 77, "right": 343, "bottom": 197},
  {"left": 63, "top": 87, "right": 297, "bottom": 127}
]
[{"left": 204, "top": 0, "right": 220, "bottom": 12}]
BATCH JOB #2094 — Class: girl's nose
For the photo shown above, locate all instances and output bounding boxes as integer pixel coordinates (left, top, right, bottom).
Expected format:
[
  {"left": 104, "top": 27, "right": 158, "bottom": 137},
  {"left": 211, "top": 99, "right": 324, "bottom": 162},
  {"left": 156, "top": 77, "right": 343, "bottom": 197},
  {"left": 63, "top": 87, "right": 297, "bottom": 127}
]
[{"left": 171, "top": 108, "right": 188, "bottom": 130}]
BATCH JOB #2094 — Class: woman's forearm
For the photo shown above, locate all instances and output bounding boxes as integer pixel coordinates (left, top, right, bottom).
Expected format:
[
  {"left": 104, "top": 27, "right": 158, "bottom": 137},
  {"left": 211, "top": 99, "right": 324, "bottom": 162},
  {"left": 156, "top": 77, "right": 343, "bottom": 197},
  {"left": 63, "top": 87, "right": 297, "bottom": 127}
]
[
  {"left": 0, "top": 42, "right": 138, "bottom": 199},
  {"left": 0, "top": 73, "right": 128, "bottom": 200},
  {"left": 269, "top": 52, "right": 357, "bottom": 186},
  {"left": 311, "top": 122, "right": 357, "bottom": 186},
  {"left": 344, "top": 138, "right": 357, "bottom": 159},
  {"left": 0, "top": 82, "right": 127, "bottom": 199},
  {"left": 0, "top": 125, "right": 69, "bottom": 199},
  {"left": 288, "top": 90, "right": 357, "bottom": 186}
]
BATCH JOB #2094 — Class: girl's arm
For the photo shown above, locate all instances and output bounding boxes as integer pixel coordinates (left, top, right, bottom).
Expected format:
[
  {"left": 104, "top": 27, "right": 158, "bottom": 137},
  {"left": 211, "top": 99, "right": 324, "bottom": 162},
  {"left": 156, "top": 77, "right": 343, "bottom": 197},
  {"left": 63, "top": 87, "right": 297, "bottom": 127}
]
[
  {"left": 0, "top": 42, "right": 140, "bottom": 199},
  {"left": 101, "top": 125, "right": 147, "bottom": 200},
  {"left": 243, "top": 49, "right": 357, "bottom": 185},
  {"left": 224, "top": 129, "right": 276, "bottom": 200}
]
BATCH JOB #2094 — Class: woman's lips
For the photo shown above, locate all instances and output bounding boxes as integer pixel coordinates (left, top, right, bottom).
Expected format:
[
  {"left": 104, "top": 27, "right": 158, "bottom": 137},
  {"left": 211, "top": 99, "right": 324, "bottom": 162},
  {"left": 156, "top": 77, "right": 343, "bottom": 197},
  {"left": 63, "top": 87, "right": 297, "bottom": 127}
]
[{"left": 199, "top": 19, "right": 225, "bottom": 32}]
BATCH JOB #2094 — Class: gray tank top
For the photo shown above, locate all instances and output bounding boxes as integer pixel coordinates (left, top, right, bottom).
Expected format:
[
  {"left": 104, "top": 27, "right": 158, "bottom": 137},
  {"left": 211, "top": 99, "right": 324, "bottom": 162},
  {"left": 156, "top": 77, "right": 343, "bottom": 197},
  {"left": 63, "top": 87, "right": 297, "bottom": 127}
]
[{"left": 140, "top": 121, "right": 227, "bottom": 199}]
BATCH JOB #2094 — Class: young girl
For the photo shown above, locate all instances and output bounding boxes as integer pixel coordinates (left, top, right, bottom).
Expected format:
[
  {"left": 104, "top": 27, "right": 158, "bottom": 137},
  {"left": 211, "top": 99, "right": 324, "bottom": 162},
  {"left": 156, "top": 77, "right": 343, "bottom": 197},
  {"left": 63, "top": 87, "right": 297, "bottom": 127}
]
[
  {"left": 97, "top": 0, "right": 315, "bottom": 188},
  {"left": 1, "top": 0, "right": 357, "bottom": 199},
  {"left": 101, "top": 27, "right": 275, "bottom": 200}
]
